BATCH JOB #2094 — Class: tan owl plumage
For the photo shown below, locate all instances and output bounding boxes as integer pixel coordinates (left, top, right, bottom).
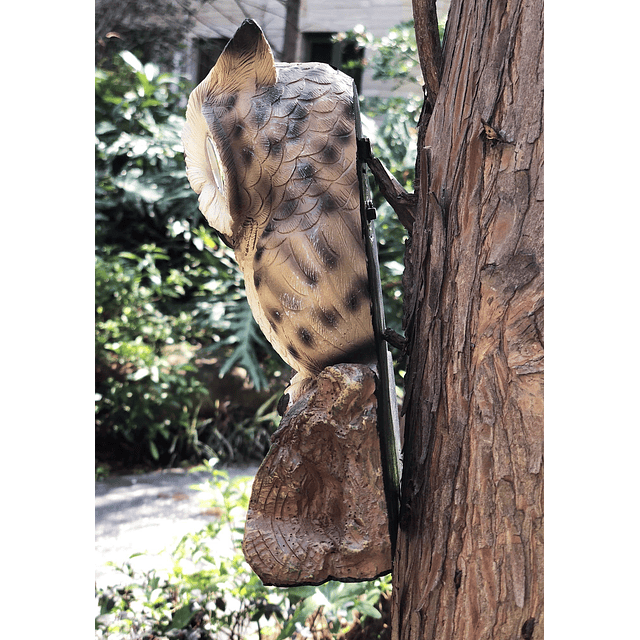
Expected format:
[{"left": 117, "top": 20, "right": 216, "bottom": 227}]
[{"left": 182, "top": 19, "right": 375, "bottom": 394}]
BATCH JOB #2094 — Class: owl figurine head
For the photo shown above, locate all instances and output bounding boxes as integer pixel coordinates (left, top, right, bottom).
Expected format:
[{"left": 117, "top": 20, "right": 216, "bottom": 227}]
[
  {"left": 182, "top": 20, "right": 277, "bottom": 244},
  {"left": 182, "top": 20, "right": 375, "bottom": 381}
]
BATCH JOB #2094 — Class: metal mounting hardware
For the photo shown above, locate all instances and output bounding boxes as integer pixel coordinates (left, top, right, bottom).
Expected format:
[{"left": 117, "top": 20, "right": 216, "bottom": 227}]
[{"left": 352, "top": 82, "right": 402, "bottom": 556}]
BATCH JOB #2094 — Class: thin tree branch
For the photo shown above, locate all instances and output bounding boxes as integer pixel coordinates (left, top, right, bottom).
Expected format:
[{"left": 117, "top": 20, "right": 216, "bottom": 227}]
[
  {"left": 411, "top": 0, "right": 443, "bottom": 206},
  {"left": 412, "top": 0, "right": 443, "bottom": 109},
  {"left": 366, "top": 155, "right": 416, "bottom": 232}
]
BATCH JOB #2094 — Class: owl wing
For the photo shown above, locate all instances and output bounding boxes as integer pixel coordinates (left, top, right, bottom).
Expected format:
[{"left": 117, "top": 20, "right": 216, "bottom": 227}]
[{"left": 242, "top": 64, "right": 375, "bottom": 376}]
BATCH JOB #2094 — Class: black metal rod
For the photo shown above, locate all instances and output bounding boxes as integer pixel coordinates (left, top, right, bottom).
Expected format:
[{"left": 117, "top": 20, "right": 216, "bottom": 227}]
[{"left": 352, "top": 83, "right": 402, "bottom": 556}]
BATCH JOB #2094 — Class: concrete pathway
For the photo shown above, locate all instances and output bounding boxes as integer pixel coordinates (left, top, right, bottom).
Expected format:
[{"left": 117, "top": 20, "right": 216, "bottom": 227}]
[{"left": 95, "top": 465, "right": 259, "bottom": 590}]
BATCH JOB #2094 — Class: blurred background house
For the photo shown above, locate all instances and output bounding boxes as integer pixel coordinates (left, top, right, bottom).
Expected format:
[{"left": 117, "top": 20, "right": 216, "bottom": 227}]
[{"left": 95, "top": 0, "right": 450, "bottom": 97}]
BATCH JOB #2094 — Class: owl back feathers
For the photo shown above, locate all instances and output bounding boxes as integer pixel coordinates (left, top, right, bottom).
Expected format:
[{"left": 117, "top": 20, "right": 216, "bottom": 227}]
[{"left": 182, "top": 20, "right": 375, "bottom": 378}]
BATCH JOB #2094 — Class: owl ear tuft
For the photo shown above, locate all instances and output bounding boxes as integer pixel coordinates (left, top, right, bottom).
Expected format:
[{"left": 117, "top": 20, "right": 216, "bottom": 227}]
[{"left": 209, "top": 19, "right": 276, "bottom": 90}]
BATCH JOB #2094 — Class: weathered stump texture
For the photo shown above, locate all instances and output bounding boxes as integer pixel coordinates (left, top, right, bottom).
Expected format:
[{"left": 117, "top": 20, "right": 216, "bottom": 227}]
[
  {"left": 243, "top": 364, "right": 392, "bottom": 586},
  {"left": 393, "top": 0, "right": 543, "bottom": 638}
]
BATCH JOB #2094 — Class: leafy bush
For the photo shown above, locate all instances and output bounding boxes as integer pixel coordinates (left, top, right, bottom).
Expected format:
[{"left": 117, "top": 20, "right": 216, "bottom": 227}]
[
  {"left": 95, "top": 243, "right": 284, "bottom": 468},
  {"left": 95, "top": 461, "right": 392, "bottom": 639},
  {"left": 95, "top": 52, "right": 287, "bottom": 469},
  {"left": 95, "top": 246, "right": 207, "bottom": 465},
  {"left": 95, "top": 50, "right": 285, "bottom": 371},
  {"left": 95, "top": 17, "right": 425, "bottom": 467}
]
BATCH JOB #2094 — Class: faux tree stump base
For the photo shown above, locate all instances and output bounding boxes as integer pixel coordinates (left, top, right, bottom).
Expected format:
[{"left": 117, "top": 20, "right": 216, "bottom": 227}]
[{"left": 243, "top": 364, "right": 392, "bottom": 586}]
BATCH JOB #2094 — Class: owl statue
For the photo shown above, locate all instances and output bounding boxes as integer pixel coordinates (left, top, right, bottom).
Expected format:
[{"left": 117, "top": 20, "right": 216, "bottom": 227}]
[{"left": 182, "top": 19, "right": 375, "bottom": 403}]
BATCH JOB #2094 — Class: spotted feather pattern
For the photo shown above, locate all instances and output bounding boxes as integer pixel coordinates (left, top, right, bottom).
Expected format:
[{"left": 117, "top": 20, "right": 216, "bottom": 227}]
[{"left": 182, "top": 20, "right": 375, "bottom": 378}]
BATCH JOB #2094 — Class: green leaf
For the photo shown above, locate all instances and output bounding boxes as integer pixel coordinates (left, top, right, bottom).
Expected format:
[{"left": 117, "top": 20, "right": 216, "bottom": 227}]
[
  {"left": 216, "top": 299, "right": 275, "bottom": 391},
  {"left": 96, "top": 121, "right": 118, "bottom": 135},
  {"left": 118, "top": 251, "right": 140, "bottom": 262},
  {"left": 357, "top": 601, "right": 382, "bottom": 619},
  {"left": 275, "top": 596, "right": 320, "bottom": 640},
  {"left": 285, "top": 585, "right": 318, "bottom": 601},
  {"left": 165, "top": 604, "right": 194, "bottom": 630},
  {"left": 120, "top": 50, "right": 144, "bottom": 73}
]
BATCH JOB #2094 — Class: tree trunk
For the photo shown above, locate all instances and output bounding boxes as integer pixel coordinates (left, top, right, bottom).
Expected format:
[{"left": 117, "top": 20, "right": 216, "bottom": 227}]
[
  {"left": 281, "top": 0, "right": 301, "bottom": 61},
  {"left": 391, "top": 0, "right": 543, "bottom": 637}
]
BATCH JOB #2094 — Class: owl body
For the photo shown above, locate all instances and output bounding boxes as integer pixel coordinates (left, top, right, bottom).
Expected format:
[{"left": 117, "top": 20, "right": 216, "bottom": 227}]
[{"left": 182, "top": 20, "right": 375, "bottom": 380}]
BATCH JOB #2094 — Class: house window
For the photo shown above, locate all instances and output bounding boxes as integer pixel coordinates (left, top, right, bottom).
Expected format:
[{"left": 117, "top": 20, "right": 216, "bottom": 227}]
[
  {"left": 303, "top": 32, "right": 364, "bottom": 92},
  {"left": 195, "top": 37, "right": 229, "bottom": 84}
]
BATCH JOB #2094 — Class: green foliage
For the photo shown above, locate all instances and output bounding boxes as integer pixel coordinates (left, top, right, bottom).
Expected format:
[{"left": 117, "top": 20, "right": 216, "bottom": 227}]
[
  {"left": 95, "top": 50, "right": 274, "bottom": 341},
  {"left": 366, "top": 17, "right": 446, "bottom": 85},
  {"left": 95, "top": 246, "right": 207, "bottom": 464},
  {"left": 95, "top": 52, "right": 287, "bottom": 468},
  {"left": 96, "top": 461, "right": 392, "bottom": 639},
  {"left": 95, "top": 18, "right": 426, "bottom": 467},
  {"left": 275, "top": 580, "right": 389, "bottom": 639},
  {"left": 359, "top": 21, "right": 419, "bottom": 89},
  {"left": 195, "top": 392, "right": 282, "bottom": 464},
  {"left": 95, "top": 51, "right": 231, "bottom": 291},
  {"left": 95, "top": 240, "right": 283, "bottom": 467},
  {"left": 202, "top": 296, "right": 274, "bottom": 393}
]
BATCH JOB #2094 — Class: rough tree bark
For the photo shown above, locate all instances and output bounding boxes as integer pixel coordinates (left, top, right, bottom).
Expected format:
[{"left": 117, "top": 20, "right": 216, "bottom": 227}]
[{"left": 391, "top": 0, "right": 543, "bottom": 638}]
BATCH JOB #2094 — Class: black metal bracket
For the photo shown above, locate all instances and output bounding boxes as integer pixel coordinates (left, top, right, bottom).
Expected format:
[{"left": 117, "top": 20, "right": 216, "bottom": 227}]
[{"left": 352, "top": 83, "right": 402, "bottom": 557}]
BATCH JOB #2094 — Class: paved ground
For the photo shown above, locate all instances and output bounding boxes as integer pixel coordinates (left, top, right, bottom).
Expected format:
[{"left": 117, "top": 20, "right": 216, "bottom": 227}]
[{"left": 95, "top": 465, "right": 259, "bottom": 589}]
